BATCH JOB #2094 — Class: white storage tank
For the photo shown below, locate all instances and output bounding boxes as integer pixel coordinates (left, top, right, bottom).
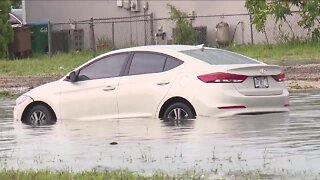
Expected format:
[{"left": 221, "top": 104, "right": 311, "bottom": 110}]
[{"left": 216, "top": 22, "right": 230, "bottom": 46}]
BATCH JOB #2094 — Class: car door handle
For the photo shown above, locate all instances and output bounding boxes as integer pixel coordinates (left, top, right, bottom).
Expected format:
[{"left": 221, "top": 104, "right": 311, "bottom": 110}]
[
  {"left": 103, "top": 86, "right": 116, "bottom": 91},
  {"left": 157, "top": 81, "right": 170, "bottom": 86}
]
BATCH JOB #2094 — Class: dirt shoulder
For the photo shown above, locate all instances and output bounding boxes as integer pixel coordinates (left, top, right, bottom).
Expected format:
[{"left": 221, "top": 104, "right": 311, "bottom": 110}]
[
  {"left": 0, "top": 64, "right": 319, "bottom": 94},
  {"left": 283, "top": 64, "right": 320, "bottom": 89},
  {"left": 0, "top": 75, "right": 61, "bottom": 94}
]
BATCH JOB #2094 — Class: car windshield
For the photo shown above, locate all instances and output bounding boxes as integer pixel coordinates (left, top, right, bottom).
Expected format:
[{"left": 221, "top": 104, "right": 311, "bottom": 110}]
[{"left": 181, "top": 49, "right": 260, "bottom": 65}]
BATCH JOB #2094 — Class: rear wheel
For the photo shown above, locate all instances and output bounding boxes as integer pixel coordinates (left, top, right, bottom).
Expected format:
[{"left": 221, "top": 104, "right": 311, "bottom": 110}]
[
  {"left": 163, "top": 102, "right": 195, "bottom": 120},
  {"left": 25, "top": 105, "right": 55, "bottom": 126}
]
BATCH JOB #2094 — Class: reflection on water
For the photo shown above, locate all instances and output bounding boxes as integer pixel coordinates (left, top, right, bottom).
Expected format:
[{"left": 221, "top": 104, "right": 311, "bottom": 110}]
[{"left": 0, "top": 91, "right": 320, "bottom": 175}]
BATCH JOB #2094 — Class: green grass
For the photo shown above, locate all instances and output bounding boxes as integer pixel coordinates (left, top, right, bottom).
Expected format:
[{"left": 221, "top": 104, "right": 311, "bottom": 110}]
[
  {"left": 0, "top": 169, "right": 316, "bottom": 180},
  {"left": 1, "top": 41, "right": 320, "bottom": 77},
  {"left": 229, "top": 41, "right": 320, "bottom": 65},
  {"left": 0, "top": 170, "right": 204, "bottom": 180},
  {"left": 0, "top": 51, "right": 97, "bottom": 76},
  {"left": 0, "top": 170, "right": 148, "bottom": 180},
  {"left": 0, "top": 91, "right": 21, "bottom": 99}
]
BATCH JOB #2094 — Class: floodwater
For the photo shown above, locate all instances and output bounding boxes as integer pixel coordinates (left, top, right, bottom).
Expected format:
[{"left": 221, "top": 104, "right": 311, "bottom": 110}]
[{"left": 0, "top": 91, "right": 320, "bottom": 176}]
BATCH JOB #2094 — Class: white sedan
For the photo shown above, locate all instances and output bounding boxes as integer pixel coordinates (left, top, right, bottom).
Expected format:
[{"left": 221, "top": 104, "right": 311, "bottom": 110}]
[{"left": 14, "top": 45, "right": 289, "bottom": 125}]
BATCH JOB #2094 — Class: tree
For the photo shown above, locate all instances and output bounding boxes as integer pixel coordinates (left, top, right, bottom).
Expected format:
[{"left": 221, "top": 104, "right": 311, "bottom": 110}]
[
  {"left": 245, "top": 0, "right": 320, "bottom": 41},
  {"left": 0, "top": 0, "right": 13, "bottom": 58},
  {"left": 298, "top": 0, "right": 320, "bottom": 40},
  {"left": 245, "top": 0, "right": 270, "bottom": 44},
  {"left": 167, "top": 4, "right": 199, "bottom": 45}
]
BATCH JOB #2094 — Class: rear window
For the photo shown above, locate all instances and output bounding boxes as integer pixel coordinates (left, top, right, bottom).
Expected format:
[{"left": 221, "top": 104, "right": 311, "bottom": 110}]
[{"left": 181, "top": 49, "right": 260, "bottom": 65}]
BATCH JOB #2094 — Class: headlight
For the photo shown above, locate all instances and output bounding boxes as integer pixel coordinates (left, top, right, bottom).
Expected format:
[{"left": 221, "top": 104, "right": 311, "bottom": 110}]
[{"left": 16, "top": 95, "right": 29, "bottom": 106}]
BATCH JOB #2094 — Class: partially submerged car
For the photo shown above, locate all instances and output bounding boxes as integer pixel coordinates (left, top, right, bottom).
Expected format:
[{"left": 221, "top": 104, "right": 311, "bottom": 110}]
[{"left": 14, "top": 45, "right": 289, "bottom": 125}]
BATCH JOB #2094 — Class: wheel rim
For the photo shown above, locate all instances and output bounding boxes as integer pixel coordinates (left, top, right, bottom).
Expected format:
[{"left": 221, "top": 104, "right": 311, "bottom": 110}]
[
  {"left": 167, "top": 108, "right": 189, "bottom": 120},
  {"left": 29, "top": 110, "right": 47, "bottom": 125}
]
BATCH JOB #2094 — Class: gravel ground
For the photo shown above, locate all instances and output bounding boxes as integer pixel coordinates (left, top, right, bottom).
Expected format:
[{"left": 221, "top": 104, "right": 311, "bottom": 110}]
[
  {"left": 283, "top": 64, "right": 320, "bottom": 89},
  {"left": 0, "top": 64, "right": 319, "bottom": 94},
  {"left": 0, "top": 75, "right": 61, "bottom": 94}
]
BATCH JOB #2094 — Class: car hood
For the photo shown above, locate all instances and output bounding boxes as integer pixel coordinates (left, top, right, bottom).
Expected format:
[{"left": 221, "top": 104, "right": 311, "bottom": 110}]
[{"left": 24, "top": 80, "right": 62, "bottom": 101}]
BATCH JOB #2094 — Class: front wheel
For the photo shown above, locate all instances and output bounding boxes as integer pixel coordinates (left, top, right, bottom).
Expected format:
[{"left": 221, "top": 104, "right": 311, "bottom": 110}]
[
  {"left": 163, "top": 102, "right": 195, "bottom": 120},
  {"left": 25, "top": 105, "right": 56, "bottom": 126}
]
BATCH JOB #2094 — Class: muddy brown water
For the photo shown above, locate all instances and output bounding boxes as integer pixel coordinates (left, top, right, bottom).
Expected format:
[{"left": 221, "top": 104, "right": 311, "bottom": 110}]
[{"left": 0, "top": 91, "right": 320, "bottom": 176}]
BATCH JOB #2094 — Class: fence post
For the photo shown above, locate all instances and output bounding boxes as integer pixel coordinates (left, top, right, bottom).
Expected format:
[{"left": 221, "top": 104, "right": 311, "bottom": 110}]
[
  {"left": 144, "top": 12, "right": 147, "bottom": 45},
  {"left": 89, "top": 17, "right": 96, "bottom": 54},
  {"left": 241, "top": 21, "right": 245, "bottom": 44},
  {"left": 249, "top": 14, "right": 254, "bottom": 45},
  {"left": 129, "top": 12, "right": 133, "bottom": 46},
  {"left": 150, "top": 13, "right": 155, "bottom": 45},
  {"left": 111, "top": 22, "right": 115, "bottom": 50},
  {"left": 47, "top": 20, "right": 52, "bottom": 58}
]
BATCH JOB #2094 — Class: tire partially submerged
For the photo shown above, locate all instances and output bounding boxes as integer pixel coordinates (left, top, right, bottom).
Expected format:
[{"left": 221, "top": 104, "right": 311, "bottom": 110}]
[
  {"left": 25, "top": 105, "right": 56, "bottom": 126},
  {"left": 163, "top": 102, "right": 195, "bottom": 120}
]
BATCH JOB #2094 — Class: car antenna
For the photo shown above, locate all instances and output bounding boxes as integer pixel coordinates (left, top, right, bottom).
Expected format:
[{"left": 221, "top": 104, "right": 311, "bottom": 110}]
[{"left": 197, "top": 44, "right": 205, "bottom": 51}]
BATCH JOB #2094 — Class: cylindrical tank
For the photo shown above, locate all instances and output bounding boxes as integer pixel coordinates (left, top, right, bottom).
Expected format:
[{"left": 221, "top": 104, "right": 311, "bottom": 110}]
[{"left": 216, "top": 22, "right": 230, "bottom": 46}]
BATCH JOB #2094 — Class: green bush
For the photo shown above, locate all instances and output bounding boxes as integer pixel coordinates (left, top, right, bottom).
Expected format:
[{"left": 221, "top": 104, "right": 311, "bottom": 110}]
[
  {"left": 168, "top": 4, "right": 199, "bottom": 45},
  {"left": 0, "top": 0, "right": 13, "bottom": 58}
]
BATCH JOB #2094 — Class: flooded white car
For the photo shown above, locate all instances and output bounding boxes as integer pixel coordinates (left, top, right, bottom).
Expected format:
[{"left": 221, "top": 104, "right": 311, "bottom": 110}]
[{"left": 14, "top": 45, "right": 289, "bottom": 125}]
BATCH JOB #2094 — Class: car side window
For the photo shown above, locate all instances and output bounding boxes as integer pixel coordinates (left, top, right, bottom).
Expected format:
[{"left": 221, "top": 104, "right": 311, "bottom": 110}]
[
  {"left": 128, "top": 53, "right": 167, "bottom": 75},
  {"left": 78, "top": 53, "right": 129, "bottom": 81},
  {"left": 164, "top": 57, "right": 183, "bottom": 71}
]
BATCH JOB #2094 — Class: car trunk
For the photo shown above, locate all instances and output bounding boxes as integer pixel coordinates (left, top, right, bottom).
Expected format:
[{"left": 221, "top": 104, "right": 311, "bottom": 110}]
[{"left": 226, "top": 64, "right": 284, "bottom": 96}]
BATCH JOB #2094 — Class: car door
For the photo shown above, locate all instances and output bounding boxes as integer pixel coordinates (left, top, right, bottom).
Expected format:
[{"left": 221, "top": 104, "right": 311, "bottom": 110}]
[
  {"left": 117, "top": 52, "right": 183, "bottom": 118},
  {"left": 59, "top": 53, "right": 129, "bottom": 120}
]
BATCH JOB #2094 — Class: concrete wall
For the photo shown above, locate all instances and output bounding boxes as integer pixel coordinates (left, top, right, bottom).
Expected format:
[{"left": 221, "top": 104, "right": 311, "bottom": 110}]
[{"left": 25, "top": 1, "right": 247, "bottom": 22}]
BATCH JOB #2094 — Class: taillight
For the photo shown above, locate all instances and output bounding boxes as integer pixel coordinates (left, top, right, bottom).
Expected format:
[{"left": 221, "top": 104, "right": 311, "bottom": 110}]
[
  {"left": 272, "top": 73, "right": 285, "bottom": 82},
  {"left": 197, "top": 72, "right": 247, "bottom": 83}
]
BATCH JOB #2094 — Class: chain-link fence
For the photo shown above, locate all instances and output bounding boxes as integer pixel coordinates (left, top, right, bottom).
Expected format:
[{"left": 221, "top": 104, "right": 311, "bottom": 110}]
[
  {"left": 47, "top": 11, "right": 309, "bottom": 56},
  {"left": 150, "top": 13, "right": 253, "bottom": 46},
  {"left": 151, "top": 11, "right": 309, "bottom": 46},
  {"left": 48, "top": 14, "right": 153, "bottom": 56}
]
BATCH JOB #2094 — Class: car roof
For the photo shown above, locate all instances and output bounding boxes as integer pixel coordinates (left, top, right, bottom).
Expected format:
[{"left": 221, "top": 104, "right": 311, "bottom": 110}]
[{"left": 112, "top": 45, "right": 202, "bottom": 54}]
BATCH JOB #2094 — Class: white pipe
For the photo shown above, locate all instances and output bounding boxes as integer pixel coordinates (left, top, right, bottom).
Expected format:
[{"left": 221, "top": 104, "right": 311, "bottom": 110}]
[{"left": 22, "top": 0, "right": 27, "bottom": 24}]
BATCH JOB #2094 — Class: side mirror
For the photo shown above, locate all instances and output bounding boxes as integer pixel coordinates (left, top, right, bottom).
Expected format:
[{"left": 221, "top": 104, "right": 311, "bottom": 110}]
[{"left": 69, "top": 71, "right": 78, "bottom": 82}]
